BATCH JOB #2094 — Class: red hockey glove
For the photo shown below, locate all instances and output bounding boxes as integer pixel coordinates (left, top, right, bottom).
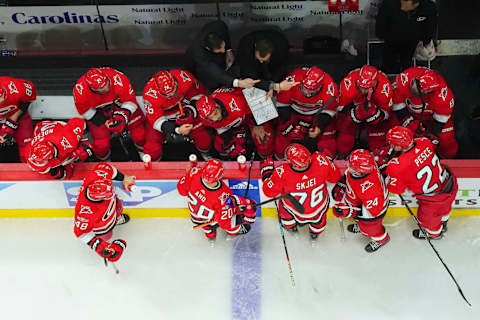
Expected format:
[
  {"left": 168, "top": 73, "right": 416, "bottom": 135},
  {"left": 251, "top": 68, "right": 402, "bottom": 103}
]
[
  {"left": 106, "top": 109, "right": 130, "bottom": 134},
  {"left": 351, "top": 102, "right": 384, "bottom": 125},
  {"left": 333, "top": 203, "right": 357, "bottom": 218},
  {"left": 72, "top": 141, "right": 94, "bottom": 161},
  {"left": 230, "top": 195, "right": 256, "bottom": 224},
  {"left": 424, "top": 132, "right": 440, "bottom": 147},
  {"left": 222, "top": 132, "right": 247, "bottom": 158},
  {"left": 331, "top": 176, "right": 346, "bottom": 202},
  {"left": 0, "top": 119, "right": 18, "bottom": 143},
  {"left": 88, "top": 237, "right": 127, "bottom": 262},
  {"left": 260, "top": 157, "right": 274, "bottom": 181},
  {"left": 175, "top": 108, "right": 194, "bottom": 126}
]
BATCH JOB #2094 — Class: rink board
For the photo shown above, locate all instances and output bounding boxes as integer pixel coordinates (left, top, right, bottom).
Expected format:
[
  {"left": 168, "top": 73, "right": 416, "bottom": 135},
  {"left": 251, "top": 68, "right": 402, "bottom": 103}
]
[{"left": 0, "top": 161, "right": 480, "bottom": 218}]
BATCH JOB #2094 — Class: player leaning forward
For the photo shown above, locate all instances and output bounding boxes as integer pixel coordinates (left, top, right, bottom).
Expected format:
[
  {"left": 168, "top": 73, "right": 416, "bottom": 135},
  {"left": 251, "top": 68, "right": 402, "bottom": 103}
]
[
  {"left": 177, "top": 159, "right": 257, "bottom": 241},
  {"left": 385, "top": 126, "right": 458, "bottom": 239},
  {"left": 261, "top": 144, "right": 341, "bottom": 239},
  {"left": 332, "top": 149, "right": 390, "bottom": 252},
  {"left": 74, "top": 162, "right": 135, "bottom": 262}
]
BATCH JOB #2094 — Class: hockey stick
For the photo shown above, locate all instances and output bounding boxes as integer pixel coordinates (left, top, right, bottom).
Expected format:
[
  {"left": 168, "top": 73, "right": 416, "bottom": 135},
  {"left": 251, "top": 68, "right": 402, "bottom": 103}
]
[
  {"left": 274, "top": 200, "right": 295, "bottom": 287},
  {"left": 103, "top": 256, "right": 120, "bottom": 275},
  {"left": 193, "top": 193, "right": 304, "bottom": 230},
  {"left": 338, "top": 218, "right": 346, "bottom": 241},
  {"left": 399, "top": 194, "right": 471, "bottom": 307},
  {"left": 244, "top": 151, "right": 256, "bottom": 198}
]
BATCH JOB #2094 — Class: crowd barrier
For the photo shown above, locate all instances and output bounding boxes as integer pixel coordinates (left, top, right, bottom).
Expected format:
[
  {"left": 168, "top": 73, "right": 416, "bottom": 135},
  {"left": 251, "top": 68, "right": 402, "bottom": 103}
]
[{"left": 1, "top": 160, "right": 480, "bottom": 218}]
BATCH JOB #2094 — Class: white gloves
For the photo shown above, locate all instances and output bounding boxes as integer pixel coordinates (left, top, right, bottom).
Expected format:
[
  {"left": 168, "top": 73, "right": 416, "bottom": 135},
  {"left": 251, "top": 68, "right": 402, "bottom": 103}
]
[{"left": 415, "top": 40, "right": 436, "bottom": 61}]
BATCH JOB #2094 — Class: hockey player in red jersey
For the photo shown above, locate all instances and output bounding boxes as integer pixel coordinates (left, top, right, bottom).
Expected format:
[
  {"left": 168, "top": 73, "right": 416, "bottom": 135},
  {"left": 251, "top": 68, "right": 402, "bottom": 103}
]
[
  {"left": 392, "top": 67, "right": 457, "bottom": 158},
  {"left": 275, "top": 66, "right": 338, "bottom": 159},
  {"left": 385, "top": 126, "right": 458, "bottom": 239},
  {"left": 177, "top": 159, "right": 257, "bottom": 240},
  {"left": 196, "top": 88, "right": 275, "bottom": 159},
  {"left": 261, "top": 143, "right": 341, "bottom": 239},
  {"left": 142, "top": 69, "right": 212, "bottom": 160},
  {"left": 26, "top": 118, "right": 94, "bottom": 179},
  {"left": 332, "top": 149, "right": 390, "bottom": 252},
  {"left": 0, "top": 76, "right": 37, "bottom": 162},
  {"left": 336, "top": 65, "right": 394, "bottom": 158},
  {"left": 73, "top": 67, "right": 151, "bottom": 160},
  {"left": 74, "top": 162, "right": 135, "bottom": 262}
]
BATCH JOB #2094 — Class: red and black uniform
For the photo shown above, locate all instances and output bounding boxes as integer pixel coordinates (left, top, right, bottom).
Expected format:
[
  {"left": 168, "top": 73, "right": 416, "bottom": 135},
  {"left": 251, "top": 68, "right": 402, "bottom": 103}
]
[
  {"left": 343, "top": 168, "right": 390, "bottom": 243},
  {"left": 73, "top": 67, "right": 146, "bottom": 159},
  {"left": 74, "top": 162, "right": 128, "bottom": 261},
  {"left": 392, "top": 67, "right": 457, "bottom": 158},
  {"left": 177, "top": 165, "right": 252, "bottom": 238},
  {"left": 276, "top": 67, "right": 338, "bottom": 158},
  {"left": 336, "top": 68, "right": 393, "bottom": 155},
  {"left": 142, "top": 69, "right": 210, "bottom": 160},
  {"left": 200, "top": 88, "right": 275, "bottom": 159},
  {"left": 263, "top": 152, "right": 341, "bottom": 235},
  {"left": 0, "top": 76, "right": 36, "bottom": 162},
  {"left": 26, "top": 118, "right": 92, "bottom": 179},
  {"left": 386, "top": 137, "right": 458, "bottom": 236}
]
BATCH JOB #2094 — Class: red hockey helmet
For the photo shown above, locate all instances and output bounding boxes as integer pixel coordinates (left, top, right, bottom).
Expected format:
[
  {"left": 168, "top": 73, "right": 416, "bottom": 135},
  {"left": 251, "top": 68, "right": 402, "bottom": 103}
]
[
  {"left": 348, "top": 149, "right": 376, "bottom": 175},
  {"left": 197, "top": 95, "right": 218, "bottom": 121},
  {"left": 357, "top": 65, "right": 378, "bottom": 89},
  {"left": 28, "top": 141, "right": 55, "bottom": 166},
  {"left": 415, "top": 70, "right": 440, "bottom": 94},
  {"left": 87, "top": 179, "right": 114, "bottom": 201},
  {"left": 302, "top": 66, "right": 325, "bottom": 92},
  {"left": 85, "top": 68, "right": 109, "bottom": 91},
  {"left": 154, "top": 70, "right": 177, "bottom": 97},
  {"left": 202, "top": 159, "right": 224, "bottom": 184},
  {"left": 387, "top": 126, "right": 414, "bottom": 149},
  {"left": 285, "top": 143, "right": 311, "bottom": 169}
]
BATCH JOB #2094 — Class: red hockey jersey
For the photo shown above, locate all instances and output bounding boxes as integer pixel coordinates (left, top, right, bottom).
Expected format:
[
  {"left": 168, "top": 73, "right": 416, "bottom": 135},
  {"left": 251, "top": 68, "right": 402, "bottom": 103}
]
[
  {"left": 386, "top": 137, "right": 450, "bottom": 195},
  {"left": 73, "top": 67, "right": 138, "bottom": 117},
  {"left": 263, "top": 152, "right": 341, "bottom": 220},
  {"left": 276, "top": 67, "right": 338, "bottom": 116},
  {"left": 143, "top": 69, "right": 206, "bottom": 131},
  {"left": 345, "top": 168, "right": 389, "bottom": 219},
  {"left": 199, "top": 88, "right": 251, "bottom": 134},
  {"left": 74, "top": 162, "right": 122, "bottom": 242},
  {"left": 338, "top": 68, "right": 393, "bottom": 112},
  {"left": 27, "top": 118, "right": 86, "bottom": 174},
  {"left": 0, "top": 76, "right": 36, "bottom": 119},
  {"left": 177, "top": 165, "right": 244, "bottom": 234},
  {"left": 392, "top": 66, "right": 454, "bottom": 123}
]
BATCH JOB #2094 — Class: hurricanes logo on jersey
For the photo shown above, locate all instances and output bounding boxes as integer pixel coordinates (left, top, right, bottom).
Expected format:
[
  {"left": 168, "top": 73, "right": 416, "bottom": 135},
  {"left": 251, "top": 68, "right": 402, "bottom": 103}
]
[
  {"left": 145, "top": 88, "right": 158, "bottom": 100},
  {"left": 75, "top": 84, "right": 84, "bottom": 95},
  {"left": 229, "top": 99, "right": 240, "bottom": 112},
  {"left": 316, "top": 155, "right": 328, "bottom": 166},
  {"left": 113, "top": 74, "right": 123, "bottom": 87},
  {"left": 95, "top": 170, "right": 108, "bottom": 179},
  {"left": 219, "top": 192, "right": 230, "bottom": 204},
  {"left": 8, "top": 81, "right": 19, "bottom": 95},
  {"left": 180, "top": 71, "right": 191, "bottom": 83},
  {"left": 344, "top": 78, "right": 352, "bottom": 90},
  {"left": 275, "top": 166, "right": 284, "bottom": 178},
  {"left": 381, "top": 84, "right": 390, "bottom": 97},
  {"left": 61, "top": 137, "right": 72, "bottom": 150},
  {"left": 80, "top": 205, "right": 93, "bottom": 214},
  {"left": 439, "top": 88, "right": 448, "bottom": 101},
  {"left": 400, "top": 73, "right": 409, "bottom": 86},
  {"left": 360, "top": 181, "right": 374, "bottom": 193},
  {"left": 327, "top": 83, "right": 335, "bottom": 96}
]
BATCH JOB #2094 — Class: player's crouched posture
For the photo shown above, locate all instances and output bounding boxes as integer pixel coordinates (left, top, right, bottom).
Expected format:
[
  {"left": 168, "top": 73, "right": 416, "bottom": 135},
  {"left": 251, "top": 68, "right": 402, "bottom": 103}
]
[
  {"left": 332, "top": 149, "right": 390, "bottom": 252},
  {"left": 385, "top": 126, "right": 458, "bottom": 239},
  {"left": 177, "top": 159, "right": 257, "bottom": 241},
  {"left": 27, "top": 118, "right": 94, "bottom": 179},
  {"left": 74, "top": 162, "right": 135, "bottom": 263},
  {"left": 261, "top": 143, "right": 341, "bottom": 239}
]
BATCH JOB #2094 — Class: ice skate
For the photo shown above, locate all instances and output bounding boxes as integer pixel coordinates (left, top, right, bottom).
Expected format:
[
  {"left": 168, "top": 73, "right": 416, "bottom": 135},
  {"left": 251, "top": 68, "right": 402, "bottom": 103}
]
[
  {"left": 347, "top": 223, "right": 361, "bottom": 234},
  {"left": 116, "top": 214, "right": 130, "bottom": 226},
  {"left": 365, "top": 235, "right": 390, "bottom": 253},
  {"left": 412, "top": 229, "right": 443, "bottom": 240}
]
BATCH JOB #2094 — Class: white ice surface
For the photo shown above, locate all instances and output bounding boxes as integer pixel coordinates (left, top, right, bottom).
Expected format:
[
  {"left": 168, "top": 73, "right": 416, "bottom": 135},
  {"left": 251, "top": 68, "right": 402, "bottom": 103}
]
[{"left": 0, "top": 216, "right": 479, "bottom": 320}]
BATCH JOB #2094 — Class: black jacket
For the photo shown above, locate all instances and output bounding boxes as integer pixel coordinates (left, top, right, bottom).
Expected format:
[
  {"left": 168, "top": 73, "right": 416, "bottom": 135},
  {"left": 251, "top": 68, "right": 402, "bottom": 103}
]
[
  {"left": 185, "top": 20, "right": 234, "bottom": 91},
  {"left": 376, "top": 0, "right": 438, "bottom": 46},
  {"left": 236, "top": 29, "right": 289, "bottom": 92}
]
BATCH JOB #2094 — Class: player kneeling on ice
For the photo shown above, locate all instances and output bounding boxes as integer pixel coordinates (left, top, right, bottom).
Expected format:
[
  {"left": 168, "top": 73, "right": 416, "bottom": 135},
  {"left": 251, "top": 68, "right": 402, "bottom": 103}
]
[
  {"left": 261, "top": 143, "right": 341, "bottom": 239},
  {"left": 385, "top": 126, "right": 457, "bottom": 239},
  {"left": 177, "top": 159, "right": 257, "bottom": 241},
  {"left": 332, "top": 149, "right": 390, "bottom": 253},
  {"left": 26, "top": 118, "right": 94, "bottom": 179},
  {"left": 74, "top": 162, "right": 135, "bottom": 263}
]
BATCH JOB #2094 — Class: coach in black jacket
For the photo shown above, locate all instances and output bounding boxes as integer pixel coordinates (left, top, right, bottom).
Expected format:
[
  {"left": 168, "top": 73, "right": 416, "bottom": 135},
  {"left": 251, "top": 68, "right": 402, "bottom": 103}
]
[
  {"left": 236, "top": 29, "right": 291, "bottom": 93},
  {"left": 376, "top": 0, "right": 438, "bottom": 73},
  {"left": 186, "top": 20, "right": 258, "bottom": 91}
]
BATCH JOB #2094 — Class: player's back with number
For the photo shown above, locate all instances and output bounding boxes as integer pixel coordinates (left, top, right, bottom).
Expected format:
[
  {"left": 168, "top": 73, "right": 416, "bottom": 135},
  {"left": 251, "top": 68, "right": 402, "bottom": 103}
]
[{"left": 387, "top": 137, "right": 448, "bottom": 195}]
